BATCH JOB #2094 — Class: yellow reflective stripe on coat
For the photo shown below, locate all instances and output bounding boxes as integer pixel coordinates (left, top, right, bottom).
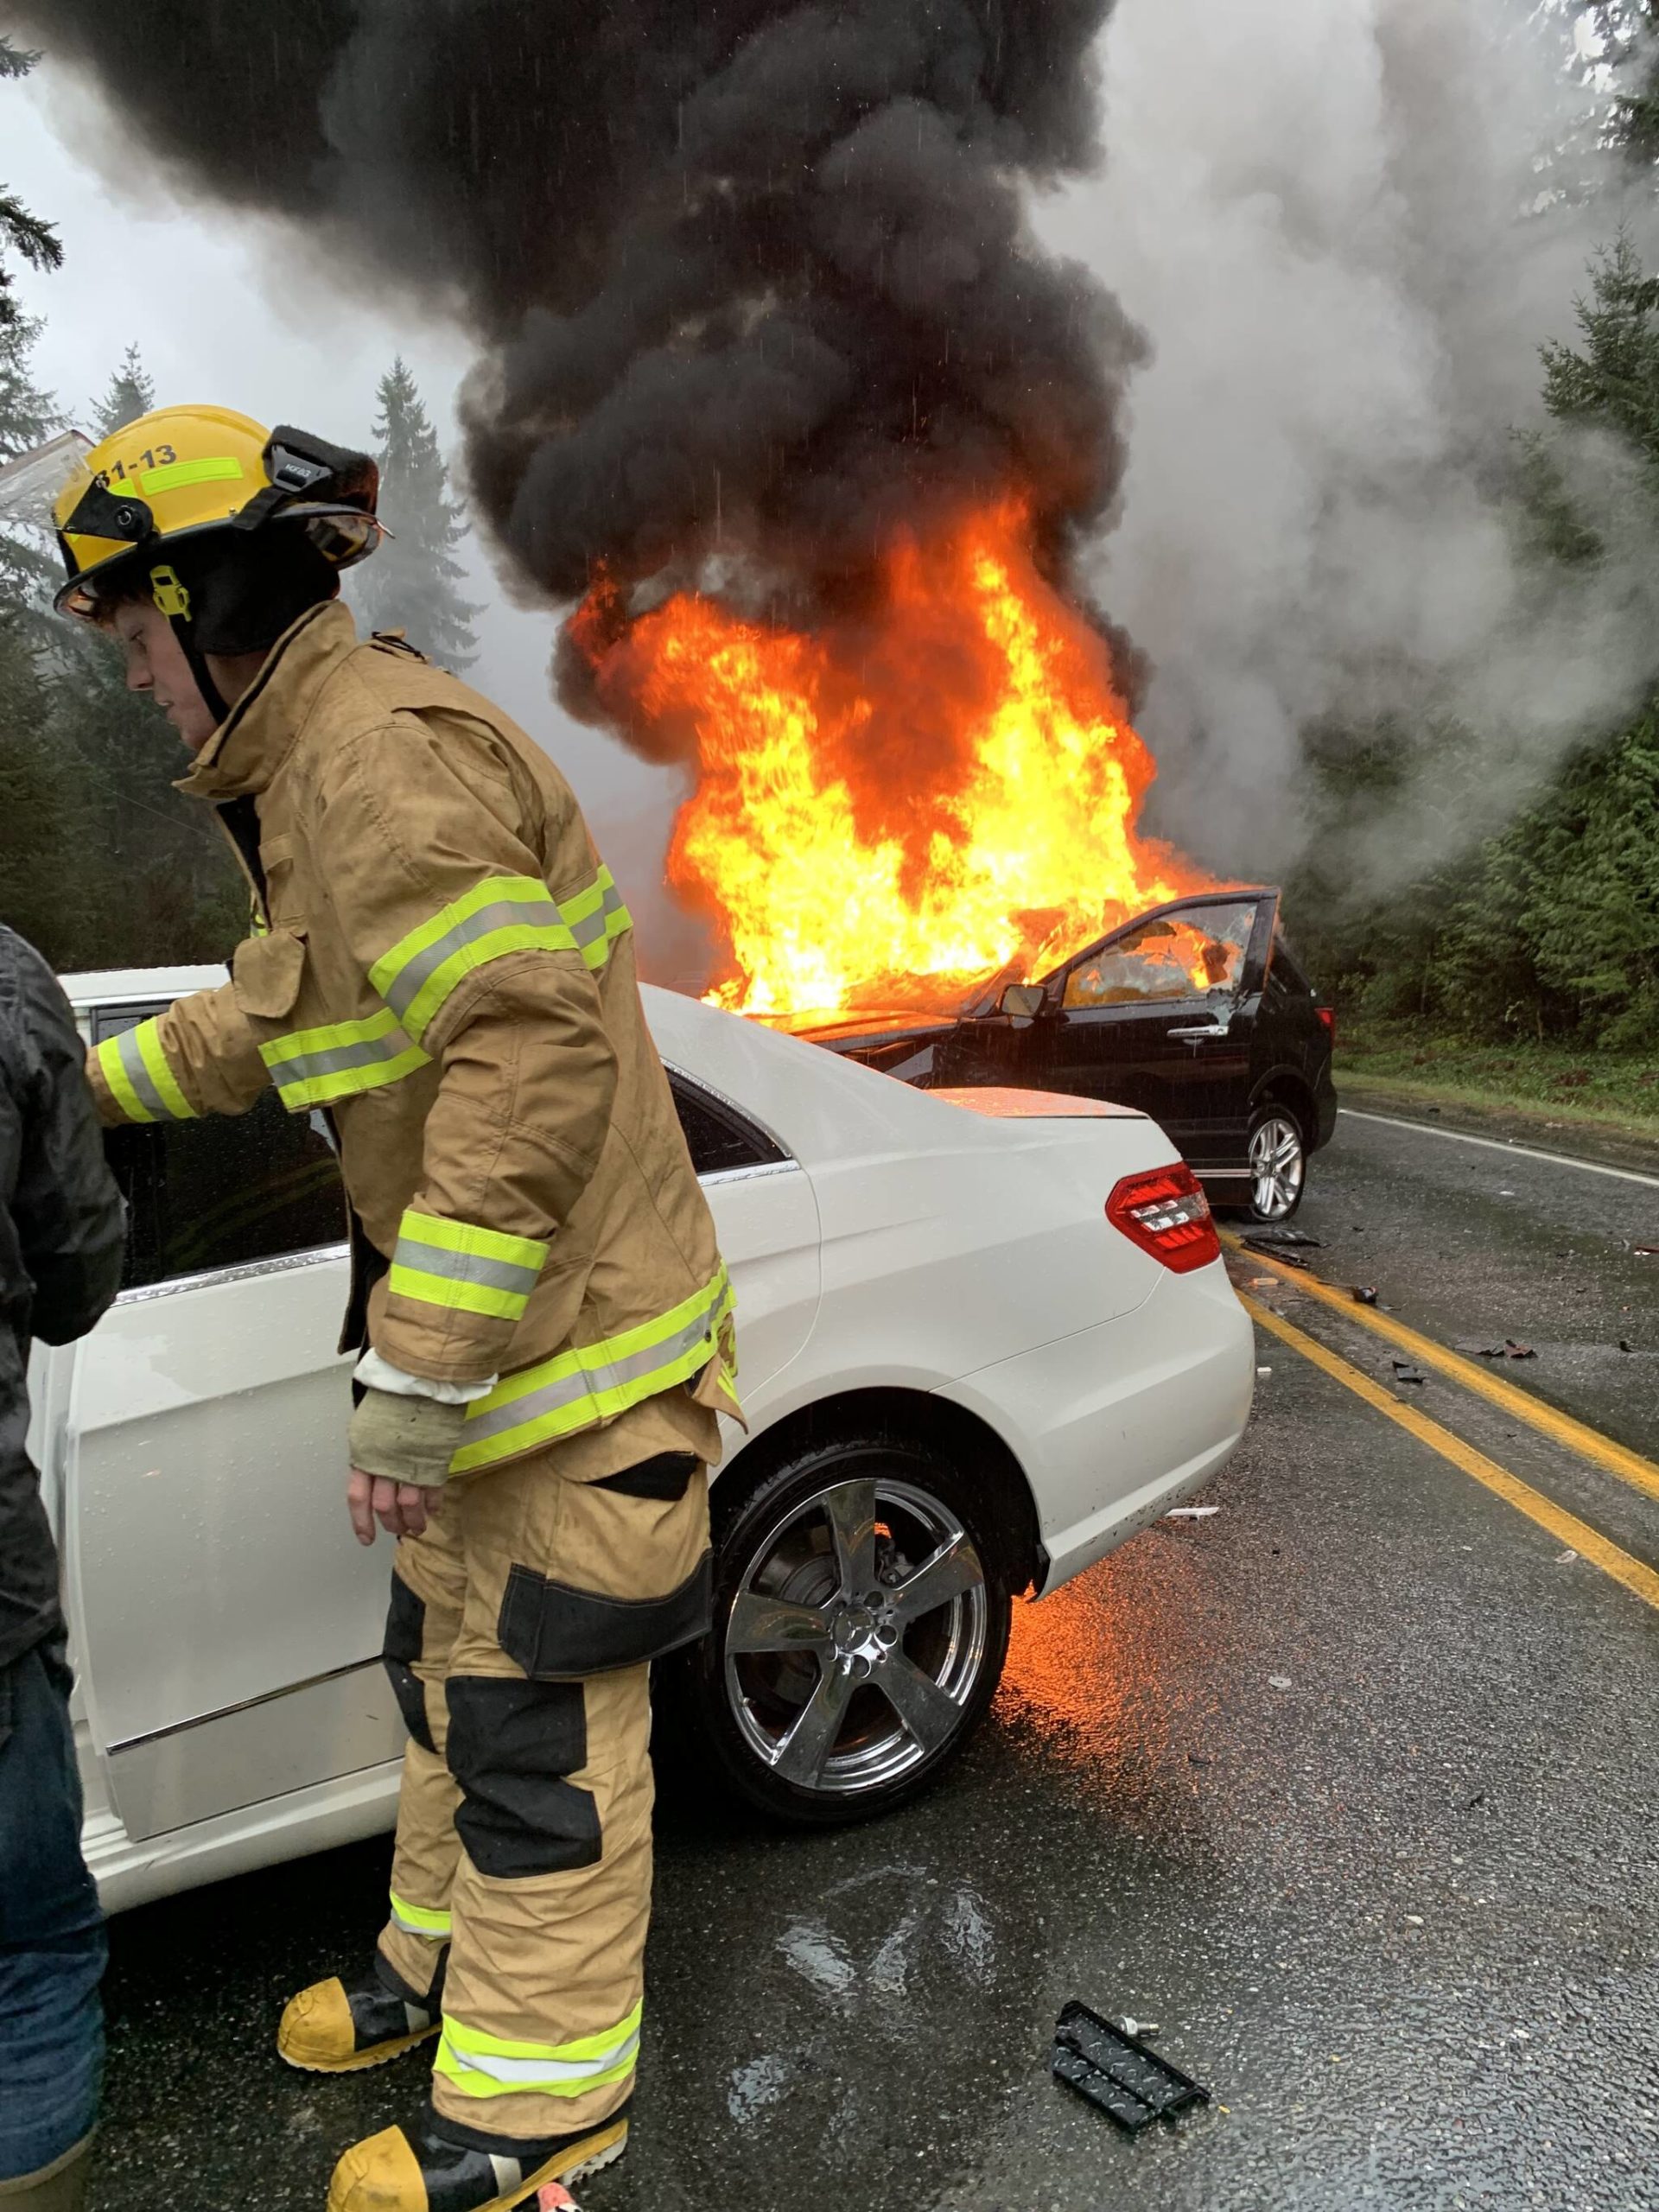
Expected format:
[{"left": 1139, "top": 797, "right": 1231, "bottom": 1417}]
[
  {"left": 557, "top": 863, "right": 632, "bottom": 973},
  {"left": 388, "top": 1209, "right": 548, "bottom": 1324},
  {"left": 451, "top": 1268, "right": 734, "bottom": 1474},
  {"left": 388, "top": 1890, "right": 452, "bottom": 1941},
  {"left": 258, "top": 1007, "right": 429, "bottom": 1110},
  {"left": 434, "top": 2001, "right": 641, "bottom": 2097},
  {"left": 370, "top": 876, "right": 576, "bottom": 1046},
  {"left": 95, "top": 1019, "right": 196, "bottom": 1124}
]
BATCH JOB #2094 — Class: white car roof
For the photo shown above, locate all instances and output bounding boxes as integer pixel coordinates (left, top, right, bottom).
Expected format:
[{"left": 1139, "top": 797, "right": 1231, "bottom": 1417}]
[{"left": 60, "top": 969, "right": 1146, "bottom": 1166}]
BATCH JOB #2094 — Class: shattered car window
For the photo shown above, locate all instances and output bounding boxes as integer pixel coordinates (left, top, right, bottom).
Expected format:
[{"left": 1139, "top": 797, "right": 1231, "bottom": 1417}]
[{"left": 1063, "top": 902, "right": 1258, "bottom": 1010}]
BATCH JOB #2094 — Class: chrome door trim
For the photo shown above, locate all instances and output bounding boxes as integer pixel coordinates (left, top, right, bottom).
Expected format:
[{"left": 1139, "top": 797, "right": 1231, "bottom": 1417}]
[
  {"left": 113, "top": 1240, "right": 350, "bottom": 1306},
  {"left": 105, "top": 1653, "right": 380, "bottom": 1756}
]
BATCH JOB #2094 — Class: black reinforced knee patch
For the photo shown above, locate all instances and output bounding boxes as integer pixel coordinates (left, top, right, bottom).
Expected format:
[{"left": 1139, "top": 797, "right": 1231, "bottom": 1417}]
[
  {"left": 443, "top": 1676, "right": 601, "bottom": 1879},
  {"left": 382, "top": 1571, "right": 435, "bottom": 1753},
  {"left": 497, "top": 1550, "right": 713, "bottom": 1678}
]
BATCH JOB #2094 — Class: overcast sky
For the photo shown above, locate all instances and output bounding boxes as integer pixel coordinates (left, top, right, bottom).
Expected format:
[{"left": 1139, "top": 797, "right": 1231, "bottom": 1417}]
[{"left": 2, "top": 56, "right": 700, "bottom": 969}]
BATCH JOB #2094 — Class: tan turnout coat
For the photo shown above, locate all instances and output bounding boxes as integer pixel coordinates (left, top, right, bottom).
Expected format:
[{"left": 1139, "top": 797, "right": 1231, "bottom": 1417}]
[{"left": 89, "top": 601, "right": 736, "bottom": 1476}]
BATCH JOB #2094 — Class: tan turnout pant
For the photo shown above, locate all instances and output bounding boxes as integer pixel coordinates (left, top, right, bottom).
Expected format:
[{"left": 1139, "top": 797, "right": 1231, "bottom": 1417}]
[{"left": 375, "top": 1437, "right": 711, "bottom": 2141}]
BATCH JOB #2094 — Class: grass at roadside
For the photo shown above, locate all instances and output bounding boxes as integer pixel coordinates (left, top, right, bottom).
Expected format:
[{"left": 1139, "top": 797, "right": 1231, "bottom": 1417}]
[{"left": 1336, "top": 1021, "right": 1659, "bottom": 1144}]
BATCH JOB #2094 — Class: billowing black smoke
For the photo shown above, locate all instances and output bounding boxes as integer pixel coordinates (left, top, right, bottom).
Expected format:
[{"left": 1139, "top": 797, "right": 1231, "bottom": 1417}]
[{"left": 13, "top": 1, "right": 1140, "bottom": 619}]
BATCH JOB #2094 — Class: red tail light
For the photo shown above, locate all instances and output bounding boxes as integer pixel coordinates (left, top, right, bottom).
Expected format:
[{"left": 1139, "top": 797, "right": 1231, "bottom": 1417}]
[
  {"left": 1106, "top": 1164, "right": 1222, "bottom": 1274},
  {"left": 1317, "top": 1006, "right": 1337, "bottom": 1046}
]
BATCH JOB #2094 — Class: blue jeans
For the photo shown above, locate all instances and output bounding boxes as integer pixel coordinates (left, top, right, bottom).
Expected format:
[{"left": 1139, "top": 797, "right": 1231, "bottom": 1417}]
[{"left": 0, "top": 1638, "right": 105, "bottom": 2180}]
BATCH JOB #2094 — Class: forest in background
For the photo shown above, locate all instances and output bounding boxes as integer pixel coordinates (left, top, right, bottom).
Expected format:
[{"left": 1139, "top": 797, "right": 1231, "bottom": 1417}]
[{"left": 1, "top": 16, "right": 1657, "bottom": 1104}]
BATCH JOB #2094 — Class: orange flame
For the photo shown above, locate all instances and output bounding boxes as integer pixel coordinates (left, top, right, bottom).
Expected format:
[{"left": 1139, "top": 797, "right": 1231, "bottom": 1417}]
[{"left": 577, "top": 498, "right": 1211, "bottom": 1015}]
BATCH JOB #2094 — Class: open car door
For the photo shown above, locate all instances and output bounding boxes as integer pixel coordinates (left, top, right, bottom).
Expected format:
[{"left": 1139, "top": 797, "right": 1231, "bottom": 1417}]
[{"left": 939, "top": 891, "right": 1280, "bottom": 1179}]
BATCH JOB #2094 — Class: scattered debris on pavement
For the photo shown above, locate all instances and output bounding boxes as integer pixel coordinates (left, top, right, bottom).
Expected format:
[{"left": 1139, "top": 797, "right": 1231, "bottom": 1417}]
[
  {"left": 1243, "top": 1225, "right": 1322, "bottom": 1247},
  {"left": 1390, "top": 1358, "right": 1427, "bottom": 1386},
  {"left": 1352, "top": 1286, "right": 1379, "bottom": 1305},
  {"left": 1557, "top": 1549, "right": 1579, "bottom": 1564},
  {"left": 1118, "top": 2017, "right": 1160, "bottom": 2040},
  {"left": 1166, "top": 1505, "right": 1221, "bottom": 1520},
  {"left": 1618, "top": 1338, "right": 1637, "bottom": 1353},
  {"left": 1051, "top": 2002, "right": 1211, "bottom": 2136},
  {"left": 537, "top": 2187, "right": 582, "bottom": 2211},
  {"left": 1268, "top": 1675, "right": 1293, "bottom": 1690},
  {"left": 1634, "top": 1246, "right": 1658, "bottom": 1258},
  {"left": 1475, "top": 1340, "right": 1535, "bottom": 1360},
  {"left": 1246, "top": 1240, "right": 1309, "bottom": 1268}
]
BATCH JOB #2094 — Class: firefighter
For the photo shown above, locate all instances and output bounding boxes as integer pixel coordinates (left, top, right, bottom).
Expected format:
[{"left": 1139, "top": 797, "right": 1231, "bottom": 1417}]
[{"left": 54, "top": 405, "right": 739, "bottom": 2212}]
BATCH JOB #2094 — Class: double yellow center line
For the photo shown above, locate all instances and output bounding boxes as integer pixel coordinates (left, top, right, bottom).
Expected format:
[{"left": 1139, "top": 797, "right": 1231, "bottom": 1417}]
[{"left": 1227, "top": 1236, "right": 1659, "bottom": 1613}]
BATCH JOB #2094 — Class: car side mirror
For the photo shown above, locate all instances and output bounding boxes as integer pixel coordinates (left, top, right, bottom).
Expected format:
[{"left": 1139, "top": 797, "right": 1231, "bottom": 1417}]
[{"left": 1000, "top": 983, "right": 1046, "bottom": 1021}]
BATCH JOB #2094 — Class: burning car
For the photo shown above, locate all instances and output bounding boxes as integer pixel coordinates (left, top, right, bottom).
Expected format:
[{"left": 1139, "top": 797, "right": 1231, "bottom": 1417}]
[{"left": 778, "top": 887, "right": 1338, "bottom": 1223}]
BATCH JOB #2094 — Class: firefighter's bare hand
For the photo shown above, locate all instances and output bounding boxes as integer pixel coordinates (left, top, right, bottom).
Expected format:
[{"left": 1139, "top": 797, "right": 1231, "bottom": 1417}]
[{"left": 347, "top": 1467, "right": 439, "bottom": 1545}]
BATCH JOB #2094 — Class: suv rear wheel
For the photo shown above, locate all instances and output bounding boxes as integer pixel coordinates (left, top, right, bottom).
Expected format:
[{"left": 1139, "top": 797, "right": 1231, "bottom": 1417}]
[
  {"left": 1248, "top": 1104, "right": 1307, "bottom": 1221},
  {"left": 673, "top": 1432, "right": 1016, "bottom": 1826}
]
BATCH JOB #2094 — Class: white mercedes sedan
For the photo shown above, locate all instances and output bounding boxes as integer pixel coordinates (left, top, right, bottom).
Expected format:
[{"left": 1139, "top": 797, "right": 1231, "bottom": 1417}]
[{"left": 38, "top": 968, "right": 1255, "bottom": 1910}]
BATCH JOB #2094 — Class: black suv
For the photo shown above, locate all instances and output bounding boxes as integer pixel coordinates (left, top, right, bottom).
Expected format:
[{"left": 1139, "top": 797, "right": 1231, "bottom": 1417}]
[{"left": 791, "top": 888, "right": 1338, "bottom": 1220}]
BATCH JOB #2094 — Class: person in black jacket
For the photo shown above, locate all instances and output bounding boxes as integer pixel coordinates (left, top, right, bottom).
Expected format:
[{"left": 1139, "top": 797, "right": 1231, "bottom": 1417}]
[{"left": 0, "top": 929, "right": 126, "bottom": 2212}]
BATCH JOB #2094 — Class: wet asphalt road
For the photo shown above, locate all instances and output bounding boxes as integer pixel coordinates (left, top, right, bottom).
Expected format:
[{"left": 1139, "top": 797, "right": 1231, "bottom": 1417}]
[{"left": 89, "top": 1109, "right": 1659, "bottom": 2212}]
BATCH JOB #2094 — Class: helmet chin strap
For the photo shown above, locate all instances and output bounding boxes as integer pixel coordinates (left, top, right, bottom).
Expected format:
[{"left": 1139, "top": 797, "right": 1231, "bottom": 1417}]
[
  {"left": 149, "top": 562, "right": 230, "bottom": 727},
  {"left": 176, "top": 619, "right": 230, "bottom": 727}
]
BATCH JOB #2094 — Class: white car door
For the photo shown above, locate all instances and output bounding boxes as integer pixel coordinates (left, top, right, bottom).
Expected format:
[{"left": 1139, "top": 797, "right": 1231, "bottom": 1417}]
[{"left": 66, "top": 996, "right": 403, "bottom": 1847}]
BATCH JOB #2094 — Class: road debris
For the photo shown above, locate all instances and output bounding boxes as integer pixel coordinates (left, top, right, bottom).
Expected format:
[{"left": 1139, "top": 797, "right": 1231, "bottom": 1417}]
[
  {"left": 1268, "top": 1675, "right": 1293, "bottom": 1691},
  {"left": 1390, "top": 1358, "right": 1427, "bottom": 1386},
  {"left": 1557, "top": 1549, "right": 1579, "bottom": 1564},
  {"left": 1619, "top": 1339, "right": 1637, "bottom": 1353},
  {"left": 1166, "top": 1505, "right": 1221, "bottom": 1520},
  {"left": 1352, "top": 1286, "right": 1379, "bottom": 1305},
  {"left": 1475, "top": 1340, "right": 1535, "bottom": 1360},
  {"left": 1051, "top": 2002, "right": 1211, "bottom": 2135},
  {"left": 1242, "top": 1225, "right": 1323, "bottom": 1249},
  {"left": 1634, "top": 1246, "right": 1658, "bottom": 1258},
  {"left": 1246, "top": 1240, "right": 1309, "bottom": 1269},
  {"left": 537, "top": 2187, "right": 582, "bottom": 2211},
  {"left": 1118, "top": 2017, "right": 1161, "bottom": 2039}
]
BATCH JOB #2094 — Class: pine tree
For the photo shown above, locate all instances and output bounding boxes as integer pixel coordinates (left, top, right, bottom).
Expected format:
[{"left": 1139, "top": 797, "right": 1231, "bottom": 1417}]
[
  {"left": 0, "top": 38, "right": 61, "bottom": 332},
  {"left": 1540, "top": 230, "right": 1659, "bottom": 460},
  {"left": 355, "top": 358, "right": 481, "bottom": 669},
  {"left": 0, "top": 312, "right": 79, "bottom": 950},
  {"left": 92, "top": 342, "right": 156, "bottom": 436}
]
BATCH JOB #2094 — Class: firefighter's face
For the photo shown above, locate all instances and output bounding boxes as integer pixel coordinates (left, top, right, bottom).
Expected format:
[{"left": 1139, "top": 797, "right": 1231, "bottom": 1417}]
[{"left": 110, "top": 600, "right": 219, "bottom": 752}]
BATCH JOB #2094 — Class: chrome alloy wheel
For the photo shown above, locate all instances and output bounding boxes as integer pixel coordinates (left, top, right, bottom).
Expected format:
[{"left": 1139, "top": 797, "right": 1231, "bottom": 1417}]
[
  {"left": 1249, "top": 1110, "right": 1306, "bottom": 1220},
  {"left": 723, "top": 1476, "right": 989, "bottom": 1796}
]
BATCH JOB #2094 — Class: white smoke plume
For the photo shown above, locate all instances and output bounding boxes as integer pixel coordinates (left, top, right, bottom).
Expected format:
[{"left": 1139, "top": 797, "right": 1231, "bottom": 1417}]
[{"left": 1044, "top": 0, "right": 1659, "bottom": 897}]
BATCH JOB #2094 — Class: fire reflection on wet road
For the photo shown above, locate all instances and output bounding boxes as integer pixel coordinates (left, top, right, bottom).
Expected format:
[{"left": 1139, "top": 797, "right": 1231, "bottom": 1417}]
[{"left": 89, "top": 1111, "right": 1659, "bottom": 2212}]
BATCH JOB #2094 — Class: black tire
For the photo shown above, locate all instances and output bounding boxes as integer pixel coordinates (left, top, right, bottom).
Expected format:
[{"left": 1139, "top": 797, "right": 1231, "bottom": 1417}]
[
  {"left": 1247, "top": 1103, "right": 1308, "bottom": 1222},
  {"left": 670, "top": 1430, "right": 1016, "bottom": 1827}
]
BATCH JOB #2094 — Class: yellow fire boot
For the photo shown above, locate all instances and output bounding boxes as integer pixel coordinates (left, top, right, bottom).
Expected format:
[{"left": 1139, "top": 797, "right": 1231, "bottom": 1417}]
[
  {"left": 326, "top": 2098, "right": 630, "bottom": 2212},
  {"left": 278, "top": 1948, "right": 446, "bottom": 2074}
]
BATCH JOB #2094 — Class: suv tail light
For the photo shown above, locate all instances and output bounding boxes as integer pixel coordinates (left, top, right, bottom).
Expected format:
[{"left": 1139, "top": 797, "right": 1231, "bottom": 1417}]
[
  {"left": 1317, "top": 1006, "right": 1337, "bottom": 1046},
  {"left": 1106, "top": 1164, "right": 1222, "bottom": 1274}
]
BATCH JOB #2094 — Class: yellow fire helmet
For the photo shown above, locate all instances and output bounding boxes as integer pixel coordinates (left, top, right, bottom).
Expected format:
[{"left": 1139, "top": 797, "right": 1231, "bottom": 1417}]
[{"left": 53, "top": 403, "right": 382, "bottom": 624}]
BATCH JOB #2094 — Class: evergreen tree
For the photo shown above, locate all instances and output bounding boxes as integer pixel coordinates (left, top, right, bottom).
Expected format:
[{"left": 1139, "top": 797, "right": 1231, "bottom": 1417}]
[
  {"left": 1540, "top": 230, "right": 1659, "bottom": 459},
  {"left": 0, "top": 312, "right": 79, "bottom": 950},
  {"left": 355, "top": 358, "right": 480, "bottom": 668},
  {"left": 0, "top": 38, "right": 61, "bottom": 331},
  {"left": 92, "top": 341, "right": 156, "bottom": 436}
]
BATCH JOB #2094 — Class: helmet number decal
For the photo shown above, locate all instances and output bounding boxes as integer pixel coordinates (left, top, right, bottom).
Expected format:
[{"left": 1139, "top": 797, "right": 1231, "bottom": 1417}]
[
  {"left": 97, "top": 443, "right": 179, "bottom": 486},
  {"left": 149, "top": 564, "right": 192, "bottom": 620}
]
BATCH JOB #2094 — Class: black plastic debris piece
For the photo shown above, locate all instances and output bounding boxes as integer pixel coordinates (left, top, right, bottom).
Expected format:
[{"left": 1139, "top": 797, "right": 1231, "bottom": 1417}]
[
  {"left": 1245, "top": 1238, "right": 1309, "bottom": 1268},
  {"left": 1051, "top": 2002, "right": 1211, "bottom": 2135},
  {"left": 1475, "top": 1339, "right": 1535, "bottom": 1361},
  {"left": 1352, "top": 1285, "right": 1379, "bottom": 1305},
  {"left": 1244, "top": 1226, "right": 1323, "bottom": 1249},
  {"left": 1619, "top": 1338, "right": 1637, "bottom": 1354},
  {"left": 1390, "top": 1358, "right": 1427, "bottom": 1386}
]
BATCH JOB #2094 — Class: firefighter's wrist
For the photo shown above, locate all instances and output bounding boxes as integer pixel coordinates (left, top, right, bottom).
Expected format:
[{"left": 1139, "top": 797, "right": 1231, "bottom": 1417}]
[{"left": 347, "top": 1389, "right": 467, "bottom": 1487}]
